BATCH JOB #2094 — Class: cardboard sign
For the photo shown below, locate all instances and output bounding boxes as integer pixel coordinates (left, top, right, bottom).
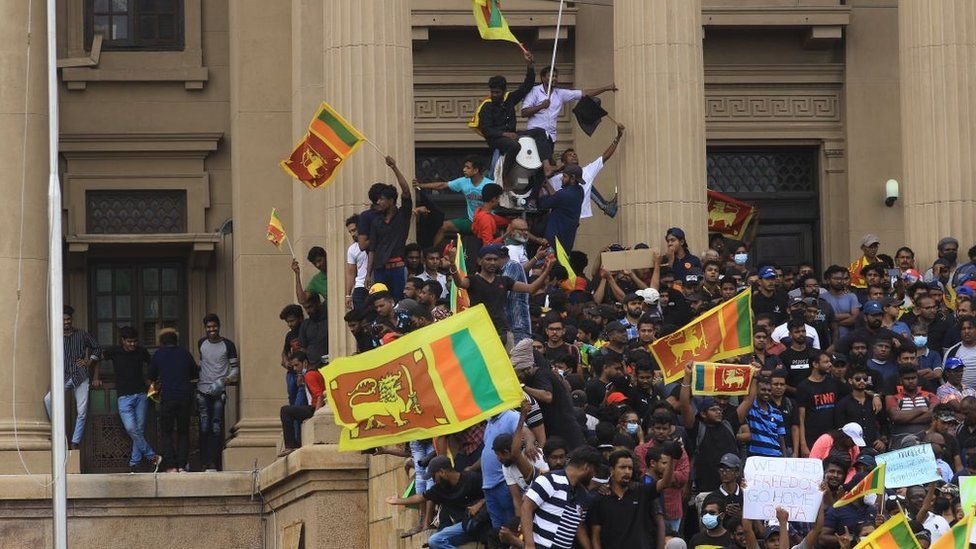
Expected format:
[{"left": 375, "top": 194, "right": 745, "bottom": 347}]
[
  {"left": 743, "top": 457, "right": 824, "bottom": 523},
  {"left": 875, "top": 443, "right": 939, "bottom": 488},
  {"left": 600, "top": 249, "right": 655, "bottom": 272}
]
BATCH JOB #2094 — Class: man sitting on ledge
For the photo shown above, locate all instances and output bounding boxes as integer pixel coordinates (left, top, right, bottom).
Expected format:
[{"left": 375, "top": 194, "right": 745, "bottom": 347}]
[{"left": 278, "top": 351, "right": 326, "bottom": 457}]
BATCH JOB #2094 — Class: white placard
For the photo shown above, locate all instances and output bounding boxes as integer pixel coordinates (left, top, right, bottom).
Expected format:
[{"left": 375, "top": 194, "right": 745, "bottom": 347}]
[
  {"left": 875, "top": 443, "right": 939, "bottom": 488},
  {"left": 743, "top": 457, "right": 824, "bottom": 523}
]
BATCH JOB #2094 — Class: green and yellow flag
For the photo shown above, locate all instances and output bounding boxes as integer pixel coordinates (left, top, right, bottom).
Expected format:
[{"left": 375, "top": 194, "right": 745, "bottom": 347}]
[
  {"left": 853, "top": 513, "right": 920, "bottom": 549},
  {"left": 931, "top": 508, "right": 974, "bottom": 549},
  {"left": 322, "top": 305, "right": 522, "bottom": 451},
  {"left": 449, "top": 237, "right": 469, "bottom": 313},
  {"left": 266, "top": 208, "right": 286, "bottom": 248},
  {"left": 554, "top": 237, "right": 576, "bottom": 288},
  {"left": 834, "top": 464, "right": 885, "bottom": 508},
  {"left": 650, "top": 288, "right": 753, "bottom": 383},
  {"left": 472, "top": 0, "right": 520, "bottom": 44}
]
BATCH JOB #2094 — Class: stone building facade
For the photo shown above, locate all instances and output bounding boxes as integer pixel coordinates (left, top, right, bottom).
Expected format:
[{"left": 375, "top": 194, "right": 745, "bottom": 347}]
[{"left": 1, "top": 0, "right": 973, "bottom": 474}]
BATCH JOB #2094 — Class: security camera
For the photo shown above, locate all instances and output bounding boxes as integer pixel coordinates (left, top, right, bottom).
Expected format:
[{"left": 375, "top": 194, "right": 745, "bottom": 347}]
[{"left": 885, "top": 179, "right": 899, "bottom": 207}]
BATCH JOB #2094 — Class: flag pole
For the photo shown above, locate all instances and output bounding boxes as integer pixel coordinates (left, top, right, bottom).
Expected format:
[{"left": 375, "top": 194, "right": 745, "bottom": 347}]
[
  {"left": 362, "top": 137, "right": 388, "bottom": 159},
  {"left": 546, "top": 0, "right": 565, "bottom": 99},
  {"left": 283, "top": 235, "right": 296, "bottom": 259},
  {"left": 45, "top": 0, "right": 69, "bottom": 544}
]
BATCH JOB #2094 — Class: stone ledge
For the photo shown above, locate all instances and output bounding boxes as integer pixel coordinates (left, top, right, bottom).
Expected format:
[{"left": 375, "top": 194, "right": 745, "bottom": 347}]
[{"left": 0, "top": 471, "right": 255, "bottom": 500}]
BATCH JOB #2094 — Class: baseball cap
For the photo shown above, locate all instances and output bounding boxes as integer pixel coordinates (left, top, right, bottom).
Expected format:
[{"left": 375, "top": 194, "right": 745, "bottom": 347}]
[
  {"left": 936, "top": 410, "right": 959, "bottom": 423},
  {"left": 636, "top": 287, "right": 660, "bottom": 304},
  {"left": 881, "top": 297, "right": 901, "bottom": 308},
  {"left": 369, "top": 282, "right": 389, "bottom": 294},
  {"left": 562, "top": 164, "right": 586, "bottom": 185},
  {"left": 944, "top": 357, "right": 965, "bottom": 371},
  {"left": 802, "top": 297, "right": 818, "bottom": 307},
  {"left": 686, "top": 293, "right": 705, "bottom": 303},
  {"left": 622, "top": 292, "right": 643, "bottom": 304},
  {"left": 841, "top": 422, "right": 867, "bottom": 447},
  {"left": 862, "top": 300, "right": 883, "bottom": 315},
  {"left": 479, "top": 243, "right": 505, "bottom": 258},
  {"left": 957, "top": 286, "right": 975, "bottom": 298},
  {"left": 855, "top": 453, "right": 877, "bottom": 468},
  {"left": 860, "top": 234, "right": 881, "bottom": 247},
  {"left": 903, "top": 269, "right": 922, "bottom": 284},
  {"left": 394, "top": 298, "right": 422, "bottom": 316},
  {"left": 759, "top": 266, "right": 777, "bottom": 280},
  {"left": 605, "top": 391, "right": 628, "bottom": 405},
  {"left": 764, "top": 525, "right": 782, "bottom": 540},
  {"left": 831, "top": 353, "right": 849, "bottom": 365},
  {"left": 789, "top": 296, "right": 805, "bottom": 307},
  {"left": 424, "top": 455, "right": 453, "bottom": 480},
  {"left": 683, "top": 268, "right": 703, "bottom": 285},
  {"left": 605, "top": 320, "right": 627, "bottom": 333},
  {"left": 698, "top": 397, "right": 720, "bottom": 412},
  {"left": 718, "top": 453, "right": 742, "bottom": 469}
]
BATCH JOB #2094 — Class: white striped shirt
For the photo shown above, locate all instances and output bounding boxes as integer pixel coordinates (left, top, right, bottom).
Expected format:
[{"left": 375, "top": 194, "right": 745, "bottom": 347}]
[{"left": 525, "top": 471, "right": 584, "bottom": 549}]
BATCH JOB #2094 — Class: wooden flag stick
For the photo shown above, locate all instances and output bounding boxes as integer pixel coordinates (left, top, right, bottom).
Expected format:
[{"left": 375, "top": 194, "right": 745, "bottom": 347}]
[
  {"left": 363, "top": 137, "right": 388, "bottom": 159},
  {"left": 517, "top": 42, "right": 528, "bottom": 54},
  {"left": 284, "top": 235, "right": 296, "bottom": 259},
  {"left": 546, "top": 0, "right": 565, "bottom": 99}
]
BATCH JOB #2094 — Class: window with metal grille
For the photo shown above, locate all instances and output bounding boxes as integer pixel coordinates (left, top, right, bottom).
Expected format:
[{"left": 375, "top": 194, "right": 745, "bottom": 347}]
[
  {"left": 86, "top": 190, "right": 186, "bottom": 234},
  {"left": 85, "top": 0, "right": 184, "bottom": 51},
  {"left": 706, "top": 149, "right": 817, "bottom": 195}
]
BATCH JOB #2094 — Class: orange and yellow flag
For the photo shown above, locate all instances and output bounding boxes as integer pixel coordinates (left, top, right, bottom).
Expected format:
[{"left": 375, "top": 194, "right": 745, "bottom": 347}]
[
  {"left": 650, "top": 289, "right": 753, "bottom": 383},
  {"left": 266, "top": 208, "right": 286, "bottom": 248}
]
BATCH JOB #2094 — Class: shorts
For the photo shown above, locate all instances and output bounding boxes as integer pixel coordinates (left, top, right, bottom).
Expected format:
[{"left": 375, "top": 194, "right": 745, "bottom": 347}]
[{"left": 448, "top": 217, "right": 473, "bottom": 233}]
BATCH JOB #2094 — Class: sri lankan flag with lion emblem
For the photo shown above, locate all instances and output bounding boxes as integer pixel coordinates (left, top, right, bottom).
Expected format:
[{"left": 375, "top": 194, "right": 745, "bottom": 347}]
[
  {"left": 322, "top": 305, "right": 523, "bottom": 451},
  {"left": 650, "top": 288, "right": 753, "bottom": 384},
  {"left": 692, "top": 362, "right": 754, "bottom": 396}
]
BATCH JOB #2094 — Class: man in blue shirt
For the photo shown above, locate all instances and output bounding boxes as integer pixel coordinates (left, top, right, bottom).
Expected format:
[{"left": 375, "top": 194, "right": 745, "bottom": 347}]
[
  {"left": 415, "top": 155, "right": 507, "bottom": 246},
  {"left": 745, "top": 377, "right": 788, "bottom": 456},
  {"left": 481, "top": 409, "right": 538, "bottom": 529},
  {"left": 539, "top": 163, "right": 585, "bottom": 251}
]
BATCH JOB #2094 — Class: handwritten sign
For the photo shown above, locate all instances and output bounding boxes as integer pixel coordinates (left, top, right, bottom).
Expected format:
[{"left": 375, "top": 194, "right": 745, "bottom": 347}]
[
  {"left": 743, "top": 457, "right": 824, "bottom": 523},
  {"left": 876, "top": 443, "right": 939, "bottom": 488}
]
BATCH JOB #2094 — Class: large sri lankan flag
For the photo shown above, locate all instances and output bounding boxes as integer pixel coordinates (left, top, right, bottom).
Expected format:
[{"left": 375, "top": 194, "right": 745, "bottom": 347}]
[
  {"left": 650, "top": 288, "right": 753, "bottom": 384},
  {"left": 322, "top": 305, "right": 522, "bottom": 451},
  {"left": 853, "top": 513, "right": 921, "bottom": 549},
  {"left": 281, "top": 102, "right": 365, "bottom": 189},
  {"left": 707, "top": 190, "right": 757, "bottom": 240},
  {"left": 472, "top": 0, "right": 520, "bottom": 44}
]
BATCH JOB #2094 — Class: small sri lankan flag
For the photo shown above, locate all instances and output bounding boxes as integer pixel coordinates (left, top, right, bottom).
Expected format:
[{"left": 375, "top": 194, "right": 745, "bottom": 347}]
[
  {"left": 472, "top": 0, "right": 520, "bottom": 44},
  {"left": 834, "top": 463, "right": 885, "bottom": 508},
  {"left": 449, "top": 236, "right": 470, "bottom": 313},
  {"left": 692, "top": 362, "right": 753, "bottom": 396},
  {"left": 931, "top": 507, "right": 974, "bottom": 549},
  {"left": 322, "top": 305, "right": 522, "bottom": 451},
  {"left": 853, "top": 512, "right": 920, "bottom": 549},
  {"left": 266, "top": 207, "right": 286, "bottom": 248}
]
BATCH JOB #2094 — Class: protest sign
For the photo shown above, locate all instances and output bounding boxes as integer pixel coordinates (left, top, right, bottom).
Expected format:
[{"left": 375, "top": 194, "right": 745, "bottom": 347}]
[
  {"left": 600, "top": 249, "right": 654, "bottom": 272},
  {"left": 960, "top": 476, "right": 976, "bottom": 512},
  {"left": 875, "top": 443, "right": 939, "bottom": 488},
  {"left": 743, "top": 457, "right": 824, "bottom": 522}
]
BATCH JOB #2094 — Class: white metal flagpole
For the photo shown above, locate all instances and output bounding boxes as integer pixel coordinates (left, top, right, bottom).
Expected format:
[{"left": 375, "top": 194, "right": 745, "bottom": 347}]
[
  {"left": 45, "top": 0, "right": 68, "bottom": 545},
  {"left": 546, "top": 0, "right": 565, "bottom": 99}
]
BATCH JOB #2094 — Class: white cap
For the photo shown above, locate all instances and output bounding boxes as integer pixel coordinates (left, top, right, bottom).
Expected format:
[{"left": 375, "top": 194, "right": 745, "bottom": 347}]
[
  {"left": 636, "top": 287, "right": 660, "bottom": 304},
  {"left": 841, "top": 422, "right": 866, "bottom": 447}
]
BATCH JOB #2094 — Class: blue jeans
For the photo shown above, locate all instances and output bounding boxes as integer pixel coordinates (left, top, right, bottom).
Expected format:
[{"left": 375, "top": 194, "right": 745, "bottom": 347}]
[
  {"left": 427, "top": 522, "right": 473, "bottom": 549},
  {"left": 44, "top": 378, "right": 89, "bottom": 445},
  {"left": 285, "top": 371, "right": 308, "bottom": 443},
  {"left": 409, "top": 440, "right": 434, "bottom": 494},
  {"left": 118, "top": 393, "right": 156, "bottom": 466},
  {"left": 484, "top": 481, "right": 515, "bottom": 529},
  {"left": 195, "top": 392, "right": 225, "bottom": 468},
  {"left": 372, "top": 266, "right": 406, "bottom": 299}
]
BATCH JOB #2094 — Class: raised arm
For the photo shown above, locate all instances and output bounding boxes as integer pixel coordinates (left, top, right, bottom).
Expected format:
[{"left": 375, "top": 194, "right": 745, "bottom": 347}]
[
  {"left": 414, "top": 181, "right": 450, "bottom": 191},
  {"left": 679, "top": 363, "right": 696, "bottom": 429},
  {"left": 512, "top": 258, "right": 553, "bottom": 294},
  {"left": 601, "top": 124, "right": 625, "bottom": 163},
  {"left": 385, "top": 156, "right": 410, "bottom": 198},
  {"left": 583, "top": 83, "right": 617, "bottom": 98},
  {"left": 736, "top": 366, "right": 760, "bottom": 423},
  {"left": 509, "top": 51, "right": 537, "bottom": 105}
]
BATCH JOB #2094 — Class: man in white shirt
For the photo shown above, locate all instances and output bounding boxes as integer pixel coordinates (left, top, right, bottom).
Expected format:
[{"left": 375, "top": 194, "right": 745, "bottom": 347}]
[
  {"left": 521, "top": 66, "right": 616, "bottom": 176},
  {"left": 344, "top": 215, "right": 368, "bottom": 310},
  {"left": 547, "top": 123, "right": 625, "bottom": 219},
  {"left": 771, "top": 297, "right": 822, "bottom": 349},
  {"left": 417, "top": 246, "right": 449, "bottom": 299}
]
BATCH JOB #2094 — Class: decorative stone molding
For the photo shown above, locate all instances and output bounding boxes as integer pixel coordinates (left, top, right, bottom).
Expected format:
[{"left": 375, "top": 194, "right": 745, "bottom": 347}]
[{"left": 705, "top": 93, "right": 840, "bottom": 122}]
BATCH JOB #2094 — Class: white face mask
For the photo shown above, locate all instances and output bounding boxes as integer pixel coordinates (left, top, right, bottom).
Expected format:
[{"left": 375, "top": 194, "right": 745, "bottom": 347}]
[
  {"left": 734, "top": 253, "right": 748, "bottom": 265},
  {"left": 863, "top": 493, "right": 877, "bottom": 506}
]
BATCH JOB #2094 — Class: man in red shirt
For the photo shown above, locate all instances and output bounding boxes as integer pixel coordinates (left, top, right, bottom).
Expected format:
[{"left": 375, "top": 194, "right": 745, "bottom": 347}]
[
  {"left": 471, "top": 183, "right": 507, "bottom": 246},
  {"left": 278, "top": 350, "right": 326, "bottom": 456}
]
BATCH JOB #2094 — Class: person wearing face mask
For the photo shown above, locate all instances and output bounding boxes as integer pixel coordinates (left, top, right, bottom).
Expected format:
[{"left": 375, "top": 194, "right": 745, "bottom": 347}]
[
  {"left": 924, "top": 236, "right": 960, "bottom": 284},
  {"left": 616, "top": 408, "right": 644, "bottom": 446},
  {"left": 688, "top": 493, "right": 732, "bottom": 549},
  {"left": 911, "top": 323, "right": 945, "bottom": 393}
]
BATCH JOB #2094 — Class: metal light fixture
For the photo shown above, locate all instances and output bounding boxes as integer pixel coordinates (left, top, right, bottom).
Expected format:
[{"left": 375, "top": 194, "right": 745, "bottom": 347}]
[{"left": 885, "top": 179, "right": 899, "bottom": 207}]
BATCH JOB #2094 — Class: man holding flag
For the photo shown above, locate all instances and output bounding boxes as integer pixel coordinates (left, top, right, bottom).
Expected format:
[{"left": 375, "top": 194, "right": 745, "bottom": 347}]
[{"left": 477, "top": 49, "right": 537, "bottom": 180}]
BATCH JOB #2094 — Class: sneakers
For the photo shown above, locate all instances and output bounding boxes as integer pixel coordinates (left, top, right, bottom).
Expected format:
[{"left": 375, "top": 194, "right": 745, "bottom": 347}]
[{"left": 599, "top": 194, "right": 619, "bottom": 218}]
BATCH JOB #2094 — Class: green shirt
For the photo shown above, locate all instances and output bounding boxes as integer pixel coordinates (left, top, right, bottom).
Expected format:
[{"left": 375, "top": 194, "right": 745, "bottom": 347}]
[{"left": 306, "top": 272, "right": 327, "bottom": 302}]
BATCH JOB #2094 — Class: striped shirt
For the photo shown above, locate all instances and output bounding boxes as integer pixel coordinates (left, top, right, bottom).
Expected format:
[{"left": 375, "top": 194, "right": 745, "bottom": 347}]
[
  {"left": 63, "top": 329, "right": 102, "bottom": 386},
  {"left": 746, "top": 401, "right": 786, "bottom": 456},
  {"left": 526, "top": 471, "right": 585, "bottom": 549}
]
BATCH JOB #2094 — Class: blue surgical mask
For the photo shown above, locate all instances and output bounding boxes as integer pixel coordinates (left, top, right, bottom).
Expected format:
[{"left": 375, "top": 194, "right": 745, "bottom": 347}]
[
  {"left": 625, "top": 422, "right": 639, "bottom": 435},
  {"left": 702, "top": 512, "right": 720, "bottom": 530},
  {"left": 733, "top": 253, "right": 748, "bottom": 265},
  {"left": 914, "top": 335, "right": 928, "bottom": 348}
]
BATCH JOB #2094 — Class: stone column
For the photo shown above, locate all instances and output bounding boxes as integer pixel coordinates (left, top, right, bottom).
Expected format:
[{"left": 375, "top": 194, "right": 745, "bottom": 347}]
[
  {"left": 899, "top": 0, "right": 976, "bottom": 263},
  {"left": 613, "top": 0, "right": 708, "bottom": 252},
  {"left": 0, "top": 0, "right": 54, "bottom": 472},
  {"left": 294, "top": 0, "right": 415, "bottom": 358},
  {"left": 224, "top": 1, "right": 295, "bottom": 470}
]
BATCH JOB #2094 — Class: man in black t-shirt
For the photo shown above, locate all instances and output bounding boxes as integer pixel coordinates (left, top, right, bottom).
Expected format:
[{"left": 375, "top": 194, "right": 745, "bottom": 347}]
[
  {"left": 797, "top": 351, "right": 849, "bottom": 454},
  {"left": 752, "top": 266, "right": 789, "bottom": 324},
  {"left": 104, "top": 326, "right": 160, "bottom": 471},
  {"left": 386, "top": 456, "right": 485, "bottom": 545},
  {"left": 588, "top": 448, "right": 672, "bottom": 549},
  {"left": 515, "top": 347, "right": 585, "bottom": 449},
  {"left": 451, "top": 243, "right": 552, "bottom": 344},
  {"left": 679, "top": 365, "right": 740, "bottom": 493},
  {"left": 365, "top": 156, "right": 413, "bottom": 299},
  {"left": 778, "top": 317, "right": 821, "bottom": 391}
]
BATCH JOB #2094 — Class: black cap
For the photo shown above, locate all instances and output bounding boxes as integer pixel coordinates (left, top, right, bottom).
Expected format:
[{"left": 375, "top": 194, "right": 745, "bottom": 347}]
[
  {"left": 605, "top": 320, "right": 627, "bottom": 333},
  {"left": 424, "top": 455, "right": 453, "bottom": 479},
  {"left": 562, "top": 164, "right": 586, "bottom": 186},
  {"left": 622, "top": 292, "right": 642, "bottom": 304}
]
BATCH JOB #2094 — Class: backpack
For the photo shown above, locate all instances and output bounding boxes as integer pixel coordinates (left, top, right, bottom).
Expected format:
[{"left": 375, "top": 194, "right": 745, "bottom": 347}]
[
  {"left": 695, "top": 418, "right": 738, "bottom": 457},
  {"left": 467, "top": 92, "right": 509, "bottom": 137}
]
